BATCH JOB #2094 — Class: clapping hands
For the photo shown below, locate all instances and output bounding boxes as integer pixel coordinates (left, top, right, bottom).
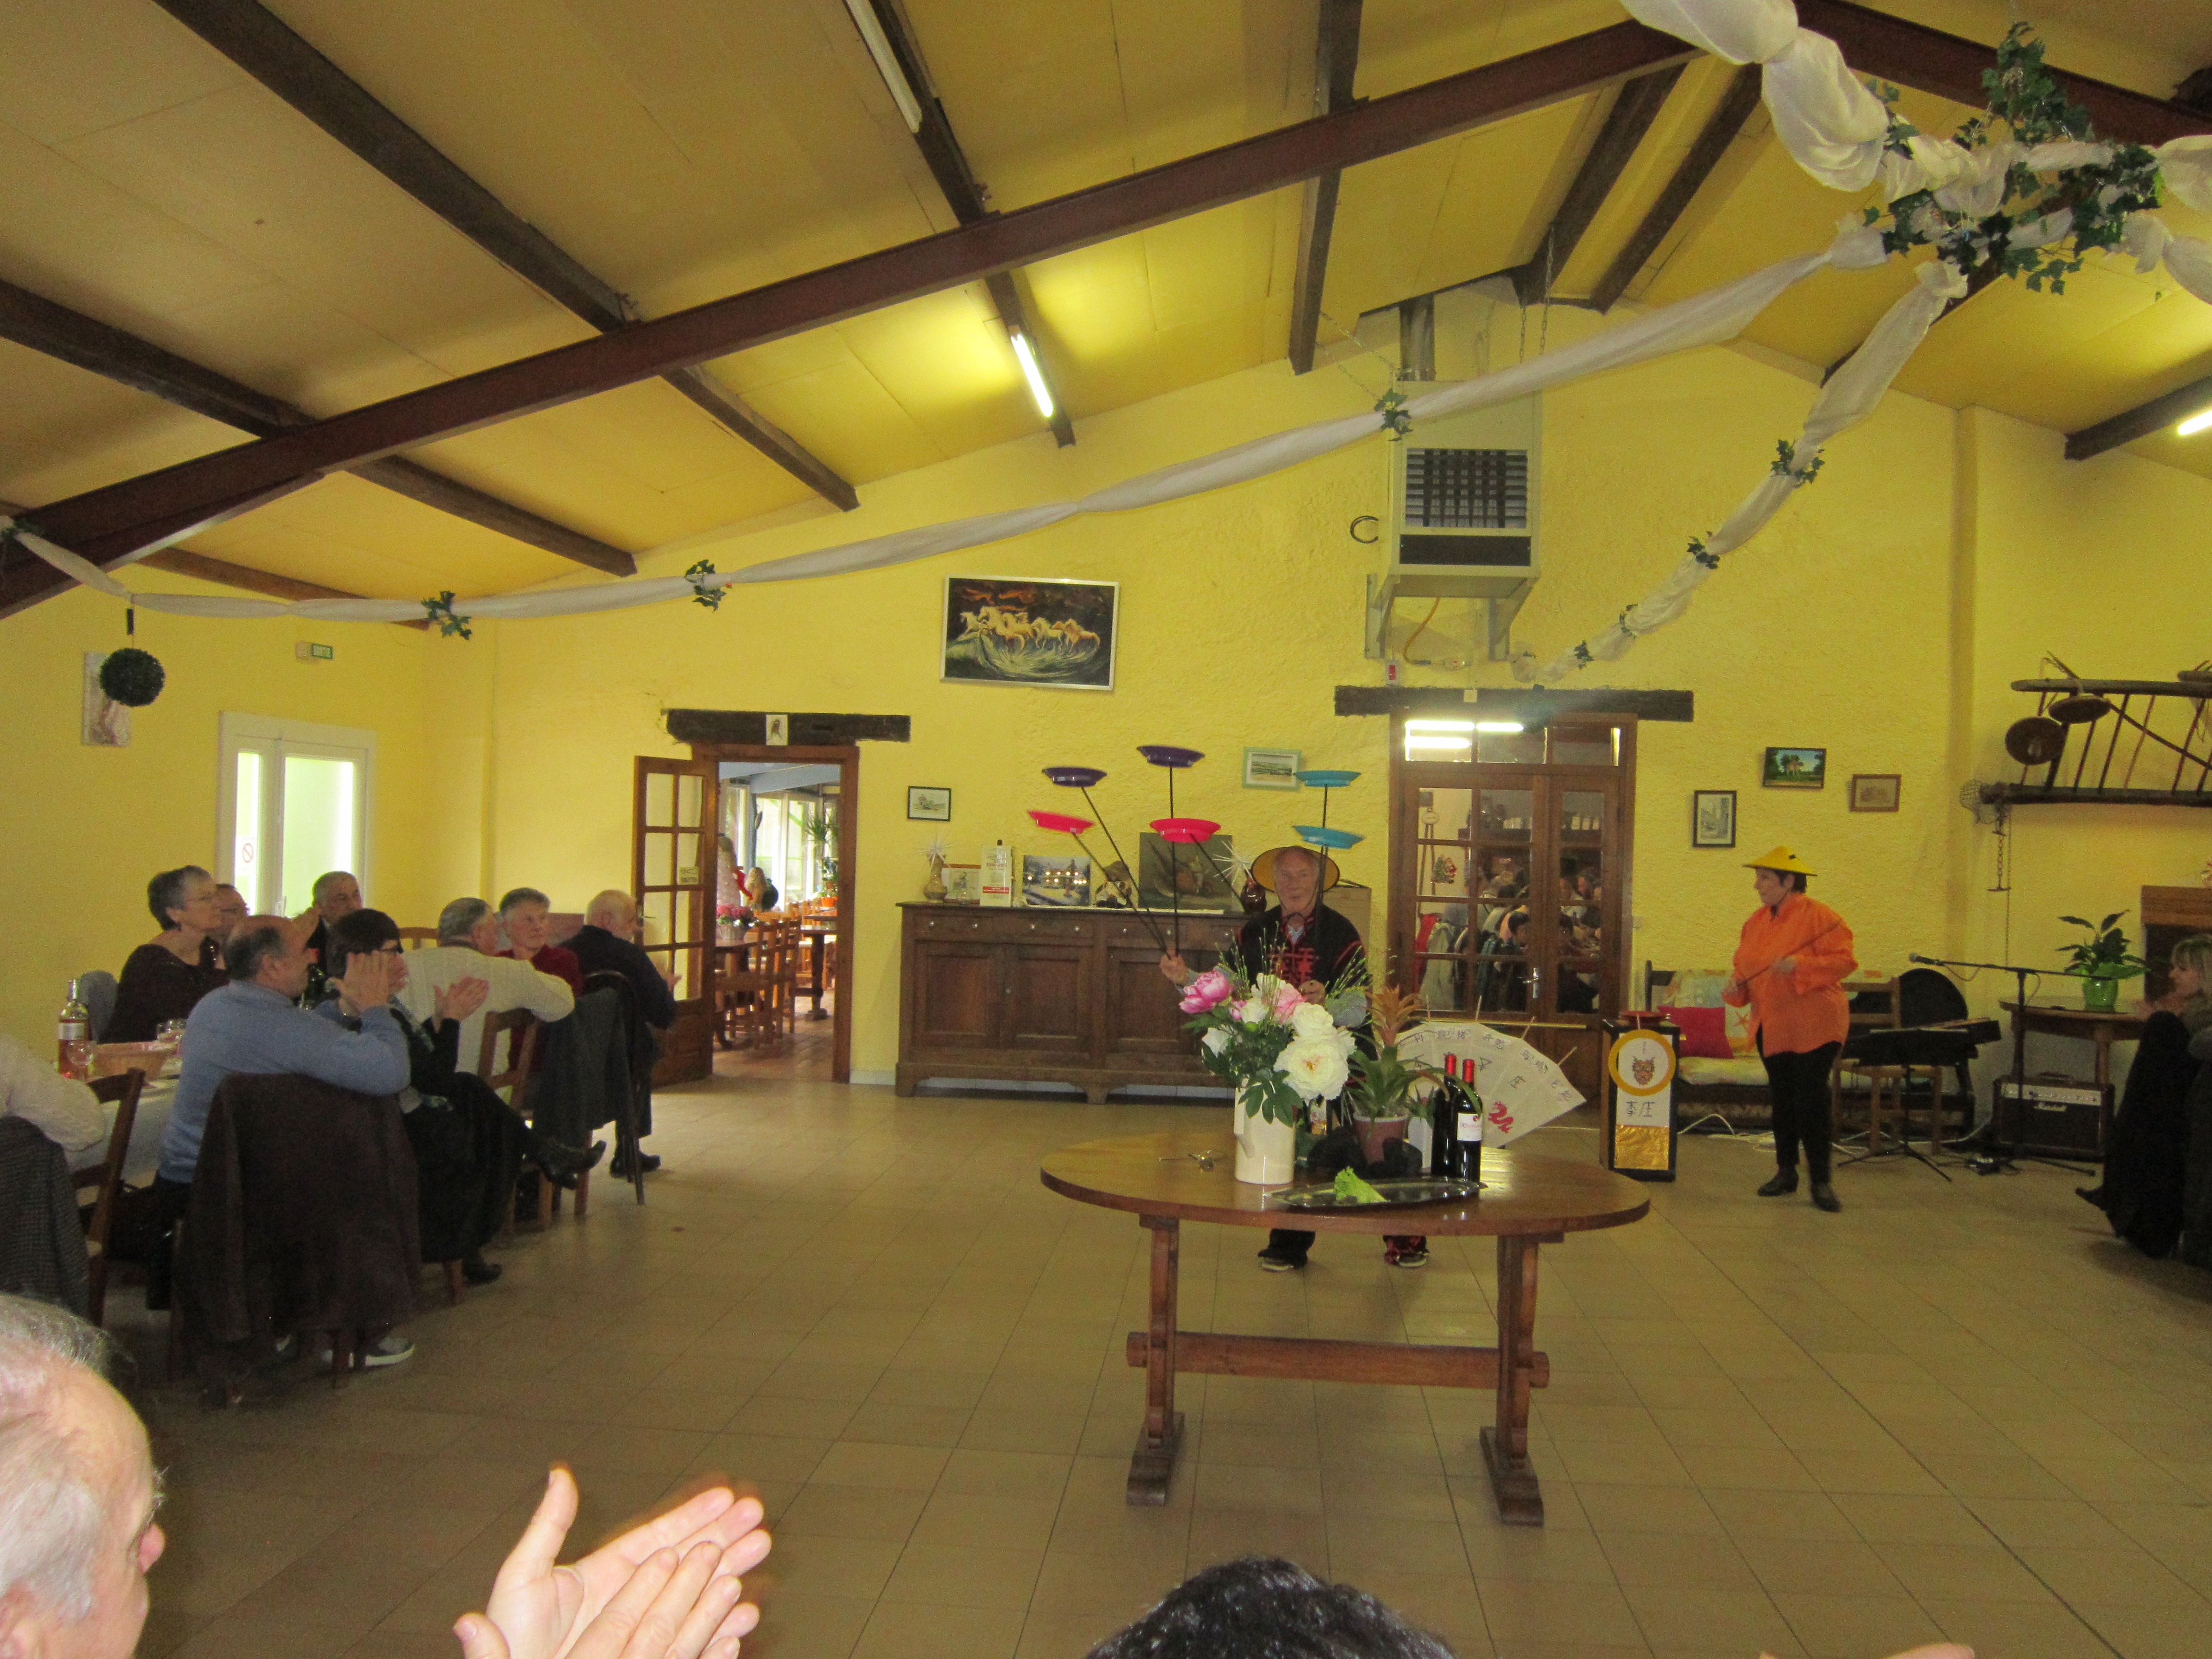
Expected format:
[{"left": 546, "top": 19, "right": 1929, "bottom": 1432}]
[
  {"left": 455, "top": 1468, "right": 770, "bottom": 1659},
  {"left": 332, "top": 949, "right": 397, "bottom": 1017},
  {"left": 436, "top": 975, "right": 492, "bottom": 1024}
]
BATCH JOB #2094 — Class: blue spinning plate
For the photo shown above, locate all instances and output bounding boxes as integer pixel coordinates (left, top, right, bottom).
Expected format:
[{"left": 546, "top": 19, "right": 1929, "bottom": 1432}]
[
  {"left": 1295, "top": 769, "right": 1360, "bottom": 789},
  {"left": 1294, "top": 825, "right": 1364, "bottom": 850}
]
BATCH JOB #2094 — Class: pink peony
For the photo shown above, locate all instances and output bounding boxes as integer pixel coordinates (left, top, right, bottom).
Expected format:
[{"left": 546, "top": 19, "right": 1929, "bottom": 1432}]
[
  {"left": 1179, "top": 968, "right": 1235, "bottom": 1013},
  {"left": 1271, "top": 983, "right": 1306, "bottom": 1023}
]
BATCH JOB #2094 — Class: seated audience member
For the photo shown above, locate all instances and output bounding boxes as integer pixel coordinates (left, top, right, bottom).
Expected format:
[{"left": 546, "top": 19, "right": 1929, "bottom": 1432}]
[
  {"left": 295, "top": 870, "right": 364, "bottom": 1005},
  {"left": 2081, "top": 932, "right": 2212, "bottom": 1255},
  {"left": 496, "top": 887, "right": 584, "bottom": 993},
  {"left": 145, "top": 917, "right": 412, "bottom": 1362},
  {"left": 746, "top": 865, "right": 779, "bottom": 913},
  {"left": 211, "top": 883, "right": 248, "bottom": 942},
  {"left": 321, "top": 910, "right": 602, "bottom": 1284},
  {"left": 0, "top": 1292, "right": 769, "bottom": 1659},
  {"left": 567, "top": 889, "right": 679, "bottom": 1176},
  {"left": 397, "top": 898, "right": 577, "bottom": 1078},
  {"left": 107, "top": 866, "right": 229, "bottom": 1042},
  {"left": 0, "top": 1032, "right": 106, "bottom": 1160}
]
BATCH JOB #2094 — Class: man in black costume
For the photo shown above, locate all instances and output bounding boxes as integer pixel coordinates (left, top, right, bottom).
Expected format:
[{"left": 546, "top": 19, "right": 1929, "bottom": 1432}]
[{"left": 1160, "top": 845, "right": 1407, "bottom": 1271}]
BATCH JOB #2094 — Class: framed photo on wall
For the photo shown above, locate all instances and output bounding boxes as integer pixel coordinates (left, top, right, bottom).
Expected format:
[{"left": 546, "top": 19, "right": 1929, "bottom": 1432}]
[
  {"left": 1762, "top": 747, "right": 1827, "bottom": 789},
  {"left": 1850, "top": 773, "right": 1901, "bottom": 812},
  {"left": 906, "top": 785, "right": 952, "bottom": 821},
  {"left": 1692, "top": 790, "right": 1736, "bottom": 848},
  {"left": 1243, "top": 747, "right": 1301, "bottom": 789},
  {"left": 942, "top": 576, "right": 1118, "bottom": 691}
]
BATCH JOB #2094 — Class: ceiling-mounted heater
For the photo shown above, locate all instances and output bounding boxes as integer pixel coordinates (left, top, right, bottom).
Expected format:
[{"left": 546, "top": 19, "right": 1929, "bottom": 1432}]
[{"left": 1365, "top": 395, "right": 1539, "bottom": 662}]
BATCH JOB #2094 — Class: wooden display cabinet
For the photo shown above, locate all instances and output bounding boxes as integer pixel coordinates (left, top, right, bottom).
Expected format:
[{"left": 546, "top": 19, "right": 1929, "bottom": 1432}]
[{"left": 897, "top": 904, "right": 1247, "bottom": 1101}]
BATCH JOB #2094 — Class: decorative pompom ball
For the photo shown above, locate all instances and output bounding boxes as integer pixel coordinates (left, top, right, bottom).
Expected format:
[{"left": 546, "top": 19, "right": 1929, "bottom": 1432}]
[{"left": 99, "top": 648, "right": 166, "bottom": 707}]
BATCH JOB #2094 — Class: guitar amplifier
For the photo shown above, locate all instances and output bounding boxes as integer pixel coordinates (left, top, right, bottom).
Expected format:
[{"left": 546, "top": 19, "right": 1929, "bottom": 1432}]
[{"left": 1994, "top": 1075, "right": 2110, "bottom": 1158}]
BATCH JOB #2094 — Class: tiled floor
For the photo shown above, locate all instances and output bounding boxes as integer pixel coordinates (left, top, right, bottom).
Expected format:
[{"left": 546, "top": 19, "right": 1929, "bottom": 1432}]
[{"left": 113, "top": 1077, "right": 2212, "bottom": 1659}]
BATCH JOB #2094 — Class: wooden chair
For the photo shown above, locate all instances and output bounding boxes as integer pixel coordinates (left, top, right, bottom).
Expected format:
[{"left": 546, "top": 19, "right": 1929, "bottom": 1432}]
[
  {"left": 1829, "top": 979, "right": 1910, "bottom": 1153},
  {"left": 720, "top": 917, "right": 797, "bottom": 1050},
  {"left": 398, "top": 927, "right": 441, "bottom": 949},
  {"left": 478, "top": 1009, "right": 544, "bottom": 1241},
  {"left": 78, "top": 1070, "right": 145, "bottom": 1327}
]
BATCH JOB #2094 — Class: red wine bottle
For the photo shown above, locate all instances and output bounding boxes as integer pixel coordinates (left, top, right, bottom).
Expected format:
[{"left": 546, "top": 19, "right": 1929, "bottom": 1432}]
[{"left": 1433, "top": 1055, "right": 1472, "bottom": 1179}]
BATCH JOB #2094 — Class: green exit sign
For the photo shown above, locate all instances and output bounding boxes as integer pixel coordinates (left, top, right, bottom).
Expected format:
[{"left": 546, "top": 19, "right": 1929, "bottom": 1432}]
[{"left": 294, "top": 642, "right": 335, "bottom": 661}]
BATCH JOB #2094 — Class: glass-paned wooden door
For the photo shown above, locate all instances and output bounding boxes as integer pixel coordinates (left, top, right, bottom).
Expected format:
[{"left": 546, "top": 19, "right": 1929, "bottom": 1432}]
[
  {"left": 633, "top": 757, "right": 719, "bottom": 1084},
  {"left": 1393, "top": 719, "right": 1635, "bottom": 1105}
]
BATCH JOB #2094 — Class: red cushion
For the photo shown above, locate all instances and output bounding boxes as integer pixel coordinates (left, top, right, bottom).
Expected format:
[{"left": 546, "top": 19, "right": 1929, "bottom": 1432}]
[{"left": 1659, "top": 1005, "right": 1731, "bottom": 1059}]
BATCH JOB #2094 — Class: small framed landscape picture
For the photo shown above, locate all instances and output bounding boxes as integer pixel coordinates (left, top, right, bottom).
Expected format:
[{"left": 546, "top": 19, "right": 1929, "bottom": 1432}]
[
  {"left": 944, "top": 864, "right": 981, "bottom": 904},
  {"left": 1850, "top": 773, "right": 1901, "bottom": 813},
  {"left": 1762, "top": 747, "right": 1827, "bottom": 789},
  {"left": 1243, "top": 747, "right": 1301, "bottom": 789},
  {"left": 1021, "top": 853, "right": 1091, "bottom": 906},
  {"left": 1692, "top": 790, "right": 1736, "bottom": 848},
  {"left": 907, "top": 785, "right": 952, "bottom": 821}
]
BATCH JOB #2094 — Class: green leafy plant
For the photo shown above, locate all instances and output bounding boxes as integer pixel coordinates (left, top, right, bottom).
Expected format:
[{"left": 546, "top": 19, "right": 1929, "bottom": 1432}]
[
  {"left": 422, "top": 591, "right": 473, "bottom": 638},
  {"left": 2056, "top": 911, "right": 2147, "bottom": 980},
  {"left": 1341, "top": 982, "right": 1436, "bottom": 1122}
]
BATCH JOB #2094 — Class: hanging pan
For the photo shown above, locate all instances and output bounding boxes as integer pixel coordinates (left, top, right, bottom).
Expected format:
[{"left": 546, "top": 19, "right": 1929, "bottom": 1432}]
[
  {"left": 2047, "top": 693, "right": 2113, "bottom": 725},
  {"left": 2004, "top": 715, "right": 2066, "bottom": 766}
]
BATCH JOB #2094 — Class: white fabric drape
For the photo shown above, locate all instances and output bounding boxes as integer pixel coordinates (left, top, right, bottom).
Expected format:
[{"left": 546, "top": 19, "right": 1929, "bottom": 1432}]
[
  {"left": 1621, "top": 0, "right": 1888, "bottom": 189},
  {"left": 11, "top": 227, "right": 1875, "bottom": 628}
]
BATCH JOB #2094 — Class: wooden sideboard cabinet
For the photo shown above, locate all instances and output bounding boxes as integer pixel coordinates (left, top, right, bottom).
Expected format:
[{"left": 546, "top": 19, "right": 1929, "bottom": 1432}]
[{"left": 895, "top": 903, "right": 1246, "bottom": 1101}]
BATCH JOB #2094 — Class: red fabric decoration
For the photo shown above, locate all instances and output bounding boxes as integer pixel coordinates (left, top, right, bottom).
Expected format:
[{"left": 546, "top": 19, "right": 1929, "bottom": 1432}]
[{"left": 1659, "top": 1005, "right": 1731, "bottom": 1060}]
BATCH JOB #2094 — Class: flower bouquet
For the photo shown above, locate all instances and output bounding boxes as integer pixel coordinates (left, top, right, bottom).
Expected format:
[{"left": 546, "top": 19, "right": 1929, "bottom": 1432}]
[{"left": 1181, "top": 963, "right": 1363, "bottom": 1183}]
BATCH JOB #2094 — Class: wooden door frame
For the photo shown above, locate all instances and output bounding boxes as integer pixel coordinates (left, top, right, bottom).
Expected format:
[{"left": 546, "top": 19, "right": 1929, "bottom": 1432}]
[
  {"left": 1386, "top": 710, "right": 1640, "bottom": 1026},
  {"left": 688, "top": 741, "right": 856, "bottom": 1082}
]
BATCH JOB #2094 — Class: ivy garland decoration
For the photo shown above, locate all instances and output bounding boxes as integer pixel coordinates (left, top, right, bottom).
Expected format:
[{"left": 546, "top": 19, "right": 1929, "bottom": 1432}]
[
  {"left": 1374, "top": 386, "right": 1413, "bottom": 439},
  {"left": 422, "top": 591, "right": 473, "bottom": 639},
  {"left": 98, "top": 647, "right": 166, "bottom": 707},
  {"left": 685, "top": 559, "right": 725, "bottom": 610}
]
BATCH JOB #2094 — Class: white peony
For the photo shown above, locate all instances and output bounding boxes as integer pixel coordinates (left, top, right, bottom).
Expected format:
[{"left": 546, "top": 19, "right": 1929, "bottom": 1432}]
[
  {"left": 1276, "top": 1036, "right": 1350, "bottom": 1102},
  {"left": 1233, "top": 996, "right": 1271, "bottom": 1025},
  {"left": 1202, "top": 1028, "right": 1230, "bottom": 1056},
  {"left": 1288, "top": 1001, "right": 1337, "bottom": 1040}
]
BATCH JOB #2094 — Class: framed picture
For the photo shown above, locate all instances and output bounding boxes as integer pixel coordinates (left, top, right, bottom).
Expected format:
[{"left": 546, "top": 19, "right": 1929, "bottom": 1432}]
[
  {"left": 1137, "top": 831, "right": 1238, "bottom": 912},
  {"left": 1021, "top": 853, "right": 1091, "bottom": 907},
  {"left": 1850, "top": 773, "right": 1901, "bottom": 812},
  {"left": 906, "top": 785, "right": 951, "bottom": 821},
  {"left": 942, "top": 576, "right": 1118, "bottom": 691},
  {"left": 943, "top": 864, "right": 981, "bottom": 904},
  {"left": 1762, "top": 747, "right": 1827, "bottom": 789},
  {"left": 1243, "top": 747, "right": 1301, "bottom": 789},
  {"left": 81, "top": 652, "right": 129, "bottom": 747},
  {"left": 1692, "top": 790, "right": 1736, "bottom": 848}
]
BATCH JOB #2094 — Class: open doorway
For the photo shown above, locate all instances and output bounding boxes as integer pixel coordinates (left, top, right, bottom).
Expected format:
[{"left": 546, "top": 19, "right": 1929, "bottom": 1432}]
[{"left": 693, "top": 743, "right": 855, "bottom": 1082}]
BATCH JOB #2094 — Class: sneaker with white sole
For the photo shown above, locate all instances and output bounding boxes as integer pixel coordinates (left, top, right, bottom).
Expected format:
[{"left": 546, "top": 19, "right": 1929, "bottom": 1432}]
[{"left": 361, "top": 1334, "right": 414, "bottom": 1369}]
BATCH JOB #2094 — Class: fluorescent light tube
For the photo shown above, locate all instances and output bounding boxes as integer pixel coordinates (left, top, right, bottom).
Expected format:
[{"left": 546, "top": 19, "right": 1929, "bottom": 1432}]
[
  {"left": 2179, "top": 407, "right": 2212, "bottom": 437},
  {"left": 1405, "top": 735, "right": 1474, "bottom": 749},
  {"left": 1405, "top": 719, "right": 1477, "bottom": 733},
  {"left": 1010, "top": 331, "right": 1055, "bottom": 420},
  {"left": 843, "top": 0, "right": 923, "bottom": 132},
  {"left": 1474, "top": 721, "right": 1525, "bottom": 733}
]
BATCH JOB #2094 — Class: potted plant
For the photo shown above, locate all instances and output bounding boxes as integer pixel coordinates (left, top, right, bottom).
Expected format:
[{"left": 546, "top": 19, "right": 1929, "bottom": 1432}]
[
  {"left": 1181, "top": 963, "right": 1362, "bottom": 1184},
  {"left": 1342, "top": 983, "right": 1435, "bottom": 1164},
  {"left": 2057, "top": 910, "right": 2146, "bottom": 1011}
]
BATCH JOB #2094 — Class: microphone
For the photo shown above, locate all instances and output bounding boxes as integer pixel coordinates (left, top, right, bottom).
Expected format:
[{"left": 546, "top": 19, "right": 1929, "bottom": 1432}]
[{"left": 1908, "top": 953, "right": 1935, "bottom": 964}]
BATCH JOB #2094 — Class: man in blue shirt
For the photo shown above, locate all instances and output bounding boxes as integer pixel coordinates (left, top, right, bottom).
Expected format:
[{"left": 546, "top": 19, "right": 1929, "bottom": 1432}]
[{"left": 148, "top": 916, "right": 413, "bottom": 1360}]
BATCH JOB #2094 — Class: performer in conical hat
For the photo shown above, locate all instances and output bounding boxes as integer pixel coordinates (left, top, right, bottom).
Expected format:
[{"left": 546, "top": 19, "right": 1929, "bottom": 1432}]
[{"left": 1725, "top": 847, "right": 1857, "bottom": 1213}]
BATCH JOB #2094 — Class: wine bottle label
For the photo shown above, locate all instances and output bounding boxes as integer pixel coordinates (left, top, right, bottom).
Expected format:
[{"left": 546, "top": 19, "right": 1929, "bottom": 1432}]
[{"left": 1457, "top": 1111, "right": 1480, "bottom": 1141}]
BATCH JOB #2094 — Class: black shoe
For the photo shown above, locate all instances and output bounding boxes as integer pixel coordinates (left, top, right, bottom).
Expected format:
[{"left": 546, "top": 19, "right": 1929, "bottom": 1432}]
[
  {"left": 610, "top": 1149, "right": 661, "bottom": 1178},
  {"left": 538, "top": 1139, "right": 606, "bottom": 1190},
  {"left": 1757, "top": 1170, "right": 1799, "bottom": 1197},
  {"left": 1256, "top": 1245, "right": 1307, "bottom": 1273},
  {"left": 2076, "top": 1185, "right": 2107, "bottom": 1208},
  {"left": 1810, "top": 1181, "right": 1841, "bottom": 1213},
  {"left": 461, "top": 1253, "right": 503, "bottom": 1285}
]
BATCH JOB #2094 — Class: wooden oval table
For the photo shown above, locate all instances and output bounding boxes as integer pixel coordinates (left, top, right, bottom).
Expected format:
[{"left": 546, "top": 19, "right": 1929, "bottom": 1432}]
[{"left": 1041, "top": 1128, "right": 1650, "bottom": 1525}]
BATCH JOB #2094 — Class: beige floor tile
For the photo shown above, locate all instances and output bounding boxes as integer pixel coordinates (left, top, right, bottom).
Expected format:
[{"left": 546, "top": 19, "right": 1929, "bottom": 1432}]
[
  {"left": 851, "top": 1600, "right": 1025, "bottom": 1659},
  {"left": 1476, "top": 1576, "right": 1645, "bottom": 1646},
  {"left": 1572, "top": 1486, "right": 1726, "bottom": 1537},
  {"left": 1596, "top": 1530, "right": 1761, "bottom": 1590},
  {"left": 1731, "top": 1535, "right": 1907, "bottom": 1597},
  {"left": 908, "top": 1491, "right": 1063, "bottom": 1551},
  {"left": 1622, "top": 1585, "right": 1800, "bottom": 1654},
  {"left": 1026, "top": 1549, "right": 1189, "bottom": 1617},
  {"left": 2013, "top": 1544, "right": 2204, "bottom": 1607},
  {"left": 879, "top": 1542, "right": 1045, "bottom": 1609},
  {"left": 1767, "top": 1593, "right": 1947, "bottom": 1659},
  {"left": 1185, "top": 1506, "right": 1330, "bottom": 1568},
  {"left": 2075, "top": 1598, "right": 2212, "bottom": 1659},
  {"left": 1701, "top": 1489, "right": 1859, "bottom": 1542},
  {"left": 753, "top": 1534, "right": 905, "bottom": 1602},
  {"left": 776, "top": 1484, "right": 931, "bottom": 1544},
  {"left": 744, "top": 1594, "right": 877, "bottom": 1659},
  {"left": 1867, "top": 1541, "right": 2052, "bottom": 1603},
  {"left": 1462, "top": 1527, "right": 1617, "bottom": 1585},
  {"left": 809, "top": 1441, "right": 952, "bottom": 1492},
  {"left": 1011, "top": 1604, "right": 1140, "bottom": 1659},
  {"left": 1831, "top": 1492, "right": 1994, "bottom": 1546},
  {"left": 1916, "top": 1597, "right": 2118, "bottom": 1659}
]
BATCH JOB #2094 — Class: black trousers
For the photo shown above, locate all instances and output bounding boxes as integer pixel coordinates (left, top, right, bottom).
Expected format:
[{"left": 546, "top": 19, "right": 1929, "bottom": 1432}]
[{"left": 1761, "top": 1041, "right": 1840, "bottom": 1180}]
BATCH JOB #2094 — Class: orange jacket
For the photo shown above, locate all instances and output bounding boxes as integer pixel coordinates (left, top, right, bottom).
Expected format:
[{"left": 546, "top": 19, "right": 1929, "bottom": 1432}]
[{"left": 1722, "top": 892, "right": 1857, "bottom": 1055}]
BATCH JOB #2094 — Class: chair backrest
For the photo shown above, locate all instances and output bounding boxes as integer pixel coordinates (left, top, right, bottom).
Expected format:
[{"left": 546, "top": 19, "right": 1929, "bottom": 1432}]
[
  {"left": 478, "top": 1009, "right": 541, "bottom": 1105},
  {"left": 78, "top": 1070, "right": 146, "bottom": 1262},
  {"left": 1643, "top": 962, "right": 1673, "bottom": 1010},
  {"left": 1844, "top": 978, "right": 1901, "bottom": 1029},
  {"left": 77, "top": 970, "right": 119, "bottom": 1042},
  {"left": 1898, "top": 966, "right": 1969, "bottom": 1027},
  {"left": 397, "top": 927, "right": 441, "bottom": 950}
]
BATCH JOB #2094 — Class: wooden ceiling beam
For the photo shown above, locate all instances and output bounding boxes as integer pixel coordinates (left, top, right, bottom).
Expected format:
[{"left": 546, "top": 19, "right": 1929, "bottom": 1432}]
[
  {"left": 2065, "top": 370, "right": 2212, "bottom": 460},
  {"left": 0, "top": 275, "right": 635, "bottom": 576},
  {"left": 853, "top": 1, "right": 1073, "bottom": 445},
  {"left": 3, "top": 17, "right": 1695, "bottom": 612},
  {"left": 150, "top": 0, "right": 857, "bottom": 511},
  {"left": 1590, "top": 64, "right": 1760, "bottom": 313},
  {"left": 1288, "top": 0, "right": 1365, "bottom": 375},
  {"left": 1509, "top": 64, "right": 1683, "bottom": 307}
]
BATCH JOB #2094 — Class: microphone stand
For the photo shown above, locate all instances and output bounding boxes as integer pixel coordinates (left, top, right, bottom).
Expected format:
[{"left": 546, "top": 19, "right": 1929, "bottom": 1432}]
[{"left": 1906, "top": 954, "right": 2096, "bottom": 1176}]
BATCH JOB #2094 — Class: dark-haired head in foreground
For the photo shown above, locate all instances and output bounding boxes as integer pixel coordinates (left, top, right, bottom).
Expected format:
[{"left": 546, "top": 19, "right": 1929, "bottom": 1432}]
[{"left": 1086, "top": 1558, "right": 1457, "bottom": 1659}]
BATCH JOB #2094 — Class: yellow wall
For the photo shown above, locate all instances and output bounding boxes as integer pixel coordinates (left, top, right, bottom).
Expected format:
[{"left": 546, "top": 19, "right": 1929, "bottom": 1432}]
[
  {"left": 8, "top": 332, "right": 2206, "bottom": 1080},
  {"left": 0, "top": 577, "right": 480, "bottom": 1043}
]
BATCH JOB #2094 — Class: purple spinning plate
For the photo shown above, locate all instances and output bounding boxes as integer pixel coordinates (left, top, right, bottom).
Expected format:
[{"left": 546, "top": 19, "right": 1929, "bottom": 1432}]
[
  {"left": 1044, "top": 766, "right": 1107, "bottom": 788},
  {"left": 1138, "top": 745, "right": 1203, "bottom": 769}
]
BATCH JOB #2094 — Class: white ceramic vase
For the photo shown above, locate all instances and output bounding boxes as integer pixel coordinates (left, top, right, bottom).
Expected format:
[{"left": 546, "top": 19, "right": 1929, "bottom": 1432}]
[{"left": 1233, "top": 1084, "right": 1297, "bottom": 1185}]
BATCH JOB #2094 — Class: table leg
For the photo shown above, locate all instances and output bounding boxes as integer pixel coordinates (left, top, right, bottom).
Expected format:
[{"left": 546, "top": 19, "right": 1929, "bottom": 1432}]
[
  {"left": 1481, "top": 1233, "right": 1544, "bottom": 1525},
  {"left": 1128, "top": 1214, "right": 1183, "bottom": 1505}
]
